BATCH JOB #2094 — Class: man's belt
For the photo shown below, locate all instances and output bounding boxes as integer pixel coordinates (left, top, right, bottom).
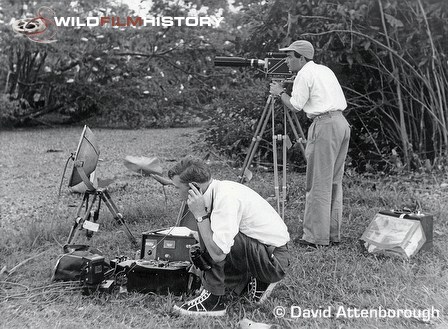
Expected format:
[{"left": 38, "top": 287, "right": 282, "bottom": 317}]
[{"left": 310, "top": 110, "right": 343, "bottom": 121}]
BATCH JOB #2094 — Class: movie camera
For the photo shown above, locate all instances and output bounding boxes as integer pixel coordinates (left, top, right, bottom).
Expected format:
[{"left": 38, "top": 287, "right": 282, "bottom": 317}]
[{"left": 214, "top": 52, "right": 293, "bottom": 80}]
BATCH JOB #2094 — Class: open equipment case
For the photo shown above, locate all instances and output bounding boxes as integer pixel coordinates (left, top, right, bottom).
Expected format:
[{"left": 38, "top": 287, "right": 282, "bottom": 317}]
[{"left": 109, "top": 194, "right": 201, "bottom": 295}]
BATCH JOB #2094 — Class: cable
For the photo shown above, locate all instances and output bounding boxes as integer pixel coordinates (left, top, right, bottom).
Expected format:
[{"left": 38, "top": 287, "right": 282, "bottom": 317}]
[{"left": 58, "top": 153, "right": 75, "bottom": 198}]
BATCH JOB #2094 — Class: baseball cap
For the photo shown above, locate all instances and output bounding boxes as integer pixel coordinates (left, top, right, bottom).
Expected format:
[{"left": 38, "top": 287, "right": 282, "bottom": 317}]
[{"left": 279, "top": 40, "right": 314, "bottom": 59}]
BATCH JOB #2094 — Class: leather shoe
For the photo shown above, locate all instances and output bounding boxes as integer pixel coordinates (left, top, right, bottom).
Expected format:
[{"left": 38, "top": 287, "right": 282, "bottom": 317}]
[
  {"left": 295, "top": 238, "right": 318, "bottom": 249},
  {"left": 295, "top": 238, "right": 341, "bottom": 248}
]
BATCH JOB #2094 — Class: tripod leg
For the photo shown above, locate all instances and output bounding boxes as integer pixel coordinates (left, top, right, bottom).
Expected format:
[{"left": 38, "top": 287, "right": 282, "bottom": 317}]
[
  {"left": 290, "top": 110, "right": 306, "bottom": 140},
  {"left": 66, "top": 193, "right": 87, "bottom": 245},
  {"left": 240, "top": 96, "right": 271, "bottom": 174},
  {"left": 66, "top": 219, "right": 80, "bottom": 246},
  {"left": 286, "top": 110, "right": 306, "bottom": 158},
  {"left": 101, "top": 189, "right": 137, "bottom": 245},
  {"left": 271, "top": 99, "right": 280, "bottom": 214},
  {"left": 75, "top": 193, "right": 89, "bottom": 217},
  {"left": 66, "top": 193, "right": 98, "bottom": 245},
  {"left": 240, "top": 96, "right": 274, "bottom": 183},
  {"left": 282, "top": 107, "right": 287, "bottom": 219},
  {"left": 86, "top": 198, "right": 101, "bottom": 239}
]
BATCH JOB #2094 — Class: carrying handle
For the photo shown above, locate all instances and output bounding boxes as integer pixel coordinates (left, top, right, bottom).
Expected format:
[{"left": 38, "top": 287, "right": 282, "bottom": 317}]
[{"left": 63, "top": 244, "right": 102, "bottom": 255}]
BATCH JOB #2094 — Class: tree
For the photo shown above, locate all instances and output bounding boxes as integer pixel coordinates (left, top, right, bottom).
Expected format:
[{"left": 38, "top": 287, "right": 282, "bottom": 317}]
[
  {"left": 206, "top": 0, "right": 448, "bottom": 171},
  {"left": 0, "top": 0, "right": 237, "bottom": 127}
]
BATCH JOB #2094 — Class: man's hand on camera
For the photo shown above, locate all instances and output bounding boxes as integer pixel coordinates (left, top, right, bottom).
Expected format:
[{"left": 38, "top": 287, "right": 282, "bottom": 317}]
[
  {"left": 270, "top": 81, "right": 284, "bottom": 96},
  {"left": 187, "top": 183, "right": 208, "bottom": 218}
]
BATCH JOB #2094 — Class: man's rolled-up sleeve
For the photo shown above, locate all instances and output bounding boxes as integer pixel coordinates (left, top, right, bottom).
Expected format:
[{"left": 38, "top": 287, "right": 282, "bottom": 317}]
[
  {"left": 290, "top": 74, "right": 309, "bottom": 111},
  {"left": 209, "top": 195, "right": 240, "bottom": 255}
]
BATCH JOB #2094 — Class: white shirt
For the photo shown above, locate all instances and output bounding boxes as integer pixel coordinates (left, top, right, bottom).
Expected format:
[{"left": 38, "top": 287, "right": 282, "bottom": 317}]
[
  {"left": 289, "top": 61, "right": 347, "bottom": 118},
  {"left": 202, "top": 179, "right": 290, "bottom": 254}
]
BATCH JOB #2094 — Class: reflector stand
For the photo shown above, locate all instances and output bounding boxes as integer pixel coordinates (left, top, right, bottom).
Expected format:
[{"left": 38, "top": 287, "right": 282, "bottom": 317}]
[
  {"left": 66, "top": 187, "right": 137, "bottom": 247},
  {"left": 64, "top": 126, "right": 137, "bottom": 247}
]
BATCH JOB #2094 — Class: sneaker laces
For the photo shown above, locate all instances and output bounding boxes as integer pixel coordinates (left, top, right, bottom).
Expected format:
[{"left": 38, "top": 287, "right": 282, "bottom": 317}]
[
  {"left": 247, "top": 277, "right": 272, "bottom": 302},
  {"left": 248, "top": 277, "right": 259, "bottom": 299},
  {"left": 186, "top": 289, "right": 211, "bottom": 307}
]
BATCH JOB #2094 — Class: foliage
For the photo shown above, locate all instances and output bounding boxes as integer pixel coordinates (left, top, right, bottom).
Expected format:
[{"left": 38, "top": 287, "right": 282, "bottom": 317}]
[
  {"left": 0, "top": 0, "right": 232, "bottom": 127},
  {"left": 249, "top": 0, "right": 448, "bottom": 170},
  {"left": 197, "top": 72, "right": 309, "bottom": 170},
  {"left": 0, "top": 95, "right": 30, "bottom": 127},
  {"left": 202, "top": 0, "right": 448, "bottom": 172},
  {"left": 198, "top": 76, "right": 266, "bottom": 160},
  {"left": 1, "top": 0, "right": 447, "bottom": 172}
]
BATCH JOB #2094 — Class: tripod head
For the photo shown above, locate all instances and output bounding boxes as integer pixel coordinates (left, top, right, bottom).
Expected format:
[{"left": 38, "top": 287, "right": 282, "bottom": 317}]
[{"left": 273, "top": 76, "right": 295, "bottom": 95}]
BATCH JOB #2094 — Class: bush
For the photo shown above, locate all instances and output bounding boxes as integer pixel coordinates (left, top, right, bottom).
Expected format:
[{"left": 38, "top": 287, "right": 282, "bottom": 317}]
[
  {"left": 0, "top": 96, "right": 30, "bottom": 127},
  {"left": 198, "top": 77, "right": 308, "bottom": 170}
]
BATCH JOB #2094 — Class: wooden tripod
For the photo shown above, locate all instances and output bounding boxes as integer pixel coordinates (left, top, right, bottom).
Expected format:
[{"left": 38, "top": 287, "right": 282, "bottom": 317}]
[{"left": 239, "top": 94, "right": 307, "bottom": 218}]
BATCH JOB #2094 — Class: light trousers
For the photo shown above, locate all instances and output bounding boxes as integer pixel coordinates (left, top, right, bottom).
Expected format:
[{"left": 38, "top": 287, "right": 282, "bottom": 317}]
[{"left": 302, "top": 111, "right": 351, "bottom": 245}]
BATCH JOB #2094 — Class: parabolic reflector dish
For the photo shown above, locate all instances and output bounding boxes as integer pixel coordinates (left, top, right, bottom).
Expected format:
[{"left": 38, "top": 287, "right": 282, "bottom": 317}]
[{"left": 68, "top": 125, "right": 100, "bottom": 187}]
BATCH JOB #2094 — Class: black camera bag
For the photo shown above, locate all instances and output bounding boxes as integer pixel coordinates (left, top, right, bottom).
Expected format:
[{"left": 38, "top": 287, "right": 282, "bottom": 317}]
[{"left": 52, "top": 244, "right": 108, "bottom": 284}]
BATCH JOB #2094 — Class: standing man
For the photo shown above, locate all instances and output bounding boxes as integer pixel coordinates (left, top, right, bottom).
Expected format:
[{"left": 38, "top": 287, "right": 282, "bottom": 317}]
[
  {"left": 168, "top": 157, "right": 290, "bottom": 316},
  {"left": 270, "top": 40, "right": 350, "bottom": 248}
]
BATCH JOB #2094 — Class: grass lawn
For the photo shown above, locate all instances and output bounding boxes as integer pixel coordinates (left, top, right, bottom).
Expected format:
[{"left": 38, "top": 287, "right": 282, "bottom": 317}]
[{"left": 0, "top": 127, "right": 447, "bottom": 329}]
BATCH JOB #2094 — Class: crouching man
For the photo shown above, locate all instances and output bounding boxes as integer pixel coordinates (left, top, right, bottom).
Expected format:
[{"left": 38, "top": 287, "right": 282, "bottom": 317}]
[{"left": 169, "top": 157, "right": 290, "bottom": 316}]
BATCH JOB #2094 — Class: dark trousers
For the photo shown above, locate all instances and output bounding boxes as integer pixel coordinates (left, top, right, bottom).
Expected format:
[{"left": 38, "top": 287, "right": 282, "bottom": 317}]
[{"left": 201, "top": 232, "right": 290, "bottom": 296}]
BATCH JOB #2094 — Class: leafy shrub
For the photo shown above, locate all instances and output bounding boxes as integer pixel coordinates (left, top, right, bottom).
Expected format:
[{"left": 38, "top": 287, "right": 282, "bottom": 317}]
[
  {"left": 0, "top": 96, "right": 30, "bottom": 127},
  {"left": 198, "top": 77, "right": 308, "bottom": 170},
  {"left": 198, "top": 79, "right": 264, "bottom": 159}
]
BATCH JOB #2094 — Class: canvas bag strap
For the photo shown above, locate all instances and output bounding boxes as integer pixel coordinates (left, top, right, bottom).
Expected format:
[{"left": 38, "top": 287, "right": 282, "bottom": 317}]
[{"left": 75, "top": 164, "right": 96, "bottom": 191}]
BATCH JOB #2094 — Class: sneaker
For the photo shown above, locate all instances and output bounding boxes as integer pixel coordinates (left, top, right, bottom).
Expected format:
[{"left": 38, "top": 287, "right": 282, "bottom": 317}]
[
  {"left": 173, "top": 289, "right": 227, "bottom": 316},
  {"left": 247, "top": 277, "right": 278, "bottom": 304}
]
